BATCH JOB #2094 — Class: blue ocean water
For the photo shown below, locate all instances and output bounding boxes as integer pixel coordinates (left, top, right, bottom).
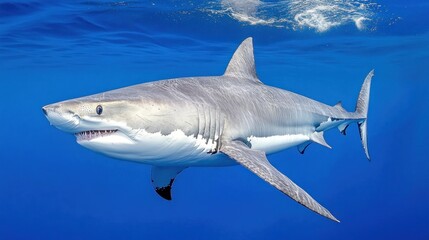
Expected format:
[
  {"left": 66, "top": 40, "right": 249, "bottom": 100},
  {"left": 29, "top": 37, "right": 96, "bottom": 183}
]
[{"left": 1, "top": 0, "right": 428, "bottom": 239}]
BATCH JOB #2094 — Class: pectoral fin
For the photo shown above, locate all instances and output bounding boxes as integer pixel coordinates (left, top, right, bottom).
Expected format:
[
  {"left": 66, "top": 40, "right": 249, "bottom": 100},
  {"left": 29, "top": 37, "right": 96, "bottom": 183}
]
[
  {"left": 220, "top": 140, "right": 339, "bottom": 222},
  {"left": 151, "top": 166, "right": 186, "bottom": 200}
]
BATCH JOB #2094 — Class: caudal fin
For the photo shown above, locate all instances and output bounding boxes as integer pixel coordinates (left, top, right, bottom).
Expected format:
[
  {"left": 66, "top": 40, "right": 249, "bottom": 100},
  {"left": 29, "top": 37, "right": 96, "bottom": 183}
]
[{"left": 355, "top": 70, "right": 374, "bottom": 160}]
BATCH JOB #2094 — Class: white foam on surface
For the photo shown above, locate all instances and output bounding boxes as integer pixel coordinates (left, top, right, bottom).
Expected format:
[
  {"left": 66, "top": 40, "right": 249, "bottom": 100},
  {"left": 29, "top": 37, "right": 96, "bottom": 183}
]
[{"left": 207, "top": 0, "right": 376, "bottom": 32}]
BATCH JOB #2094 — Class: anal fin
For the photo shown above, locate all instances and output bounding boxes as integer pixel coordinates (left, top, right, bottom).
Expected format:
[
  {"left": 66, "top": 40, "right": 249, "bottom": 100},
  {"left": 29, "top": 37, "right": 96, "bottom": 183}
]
[
  {"left": 151, "top": 166, "right": 186, "bottom": 200},
  {"left": 221, "top": 140, "right": 339, "bottom": 222},
  {"left": 338, "top": 123, "right": 349, "bottom": 135}
]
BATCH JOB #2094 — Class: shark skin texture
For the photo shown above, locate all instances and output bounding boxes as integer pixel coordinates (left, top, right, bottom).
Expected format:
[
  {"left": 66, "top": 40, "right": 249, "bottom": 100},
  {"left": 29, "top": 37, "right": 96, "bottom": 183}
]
[{"left": 42, "top": 37, "right": 373, "bottom": 222}]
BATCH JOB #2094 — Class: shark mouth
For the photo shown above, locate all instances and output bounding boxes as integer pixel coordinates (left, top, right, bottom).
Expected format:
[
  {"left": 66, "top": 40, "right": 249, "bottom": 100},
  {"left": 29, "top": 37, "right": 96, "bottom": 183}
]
[{"left": 75, "top": 130, "right": 118, "bottom": 141}]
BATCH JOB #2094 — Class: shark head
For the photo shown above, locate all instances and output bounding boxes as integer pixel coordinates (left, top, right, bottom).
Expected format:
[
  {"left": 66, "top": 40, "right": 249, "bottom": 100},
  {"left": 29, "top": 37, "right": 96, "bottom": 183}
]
[
  {"left": 42, "top": 87, "right": 188, "bottom": 162},
  {"left": 43, "top": 94, "right": 142, "bottom": 150},
  {"left": 41, "top": 85, "right": 216, "bottom": 164}
]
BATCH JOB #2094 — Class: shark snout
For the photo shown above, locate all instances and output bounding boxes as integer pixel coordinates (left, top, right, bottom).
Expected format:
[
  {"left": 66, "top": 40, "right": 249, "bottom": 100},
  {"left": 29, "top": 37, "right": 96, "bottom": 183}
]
[
  {"left": 42, "top": 107, "right": 47, "bottom": 116},
  {"left": 42, "top": 103, "right": 80, "bottom": 133},
  {"left": 42, "top": 104, "right": 59, "bottom": 116}
]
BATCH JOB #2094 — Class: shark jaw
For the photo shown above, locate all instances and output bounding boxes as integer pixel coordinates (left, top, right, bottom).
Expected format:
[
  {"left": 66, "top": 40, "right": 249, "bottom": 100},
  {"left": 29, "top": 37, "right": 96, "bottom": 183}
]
[
  {"left": 75, "top": 129, "right": 119, "bottom": 141},
  {"left": 74, "top": 129, "right": 137, "bottom": 149}
]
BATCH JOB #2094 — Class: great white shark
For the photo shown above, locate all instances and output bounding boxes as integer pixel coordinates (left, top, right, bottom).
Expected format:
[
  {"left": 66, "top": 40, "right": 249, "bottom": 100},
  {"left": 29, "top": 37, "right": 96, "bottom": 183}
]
[{"left": 42, "top": 38, "right": 373, "bottom": 222}]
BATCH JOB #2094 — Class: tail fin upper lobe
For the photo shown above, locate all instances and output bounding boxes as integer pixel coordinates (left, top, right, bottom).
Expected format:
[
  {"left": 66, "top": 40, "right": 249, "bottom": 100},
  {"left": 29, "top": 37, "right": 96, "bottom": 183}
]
[{"left": 355, "top": 70, "right": 374, "bottom": 160}]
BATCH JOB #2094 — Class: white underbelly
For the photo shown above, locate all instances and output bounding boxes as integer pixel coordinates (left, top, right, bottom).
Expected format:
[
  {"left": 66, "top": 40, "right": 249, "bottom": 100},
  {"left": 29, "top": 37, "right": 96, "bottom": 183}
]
[
  {"left": 248, "top": 134, "right": 310, "bottom": 154},
  {"left": 78, "top": 129, "right": 234, "bottom": 167}
]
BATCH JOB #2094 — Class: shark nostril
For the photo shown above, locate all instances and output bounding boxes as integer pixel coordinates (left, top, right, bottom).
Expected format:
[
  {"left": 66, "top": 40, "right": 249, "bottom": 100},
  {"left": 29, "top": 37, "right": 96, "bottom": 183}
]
[{"left": 42, "top": 107, "right": 48, "bottom": 116}]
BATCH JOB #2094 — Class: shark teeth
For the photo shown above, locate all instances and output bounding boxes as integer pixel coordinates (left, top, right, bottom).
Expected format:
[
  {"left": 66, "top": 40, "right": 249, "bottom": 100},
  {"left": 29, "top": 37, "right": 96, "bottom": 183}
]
[{"left": 75, "top": 130, "right": 118, "bottom": 141}]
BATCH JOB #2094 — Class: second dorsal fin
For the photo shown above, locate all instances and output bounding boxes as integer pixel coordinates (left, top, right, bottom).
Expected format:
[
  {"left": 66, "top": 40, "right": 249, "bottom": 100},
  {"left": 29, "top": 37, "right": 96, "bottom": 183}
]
[
  {"left": 224, "top": 37, "right": 261, "bottom": 83},
  {"left": 334, "top": 101, "right": 346, "bottom": 112}
]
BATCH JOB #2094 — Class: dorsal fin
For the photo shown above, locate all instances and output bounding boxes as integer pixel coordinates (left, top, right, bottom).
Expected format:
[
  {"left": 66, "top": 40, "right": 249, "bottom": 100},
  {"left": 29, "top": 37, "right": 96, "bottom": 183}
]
[{"left": 224, "top": 37, "right": 261, "bottom": 83}]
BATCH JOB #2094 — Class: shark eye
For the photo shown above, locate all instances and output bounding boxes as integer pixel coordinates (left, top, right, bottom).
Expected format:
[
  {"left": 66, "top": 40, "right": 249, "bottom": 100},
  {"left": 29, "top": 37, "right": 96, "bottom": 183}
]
[{"left": 96, "top": 105, "right": 103, "bottom": 115}]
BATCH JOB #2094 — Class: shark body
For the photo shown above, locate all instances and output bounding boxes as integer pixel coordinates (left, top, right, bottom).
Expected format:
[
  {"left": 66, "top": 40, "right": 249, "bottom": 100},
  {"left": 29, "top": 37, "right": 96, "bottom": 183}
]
[{"left": 43, "top": 38, "right": 373, "bottom": 222}]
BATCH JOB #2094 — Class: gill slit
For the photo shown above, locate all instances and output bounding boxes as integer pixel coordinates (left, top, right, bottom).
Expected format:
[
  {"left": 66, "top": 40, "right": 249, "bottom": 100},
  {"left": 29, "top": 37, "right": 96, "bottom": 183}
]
[
  {"left": 203, "top": 108, "right": 211, "bottom": 143},
  {"left": 196, "top": 105, "right": 225, "bottom": 153}
]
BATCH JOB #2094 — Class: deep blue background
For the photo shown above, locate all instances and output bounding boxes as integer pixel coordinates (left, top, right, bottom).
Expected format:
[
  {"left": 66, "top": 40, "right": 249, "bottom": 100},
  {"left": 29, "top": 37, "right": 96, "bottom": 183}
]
[{"left": 1, "top": 0, "right": 428, "bottom": 239}]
